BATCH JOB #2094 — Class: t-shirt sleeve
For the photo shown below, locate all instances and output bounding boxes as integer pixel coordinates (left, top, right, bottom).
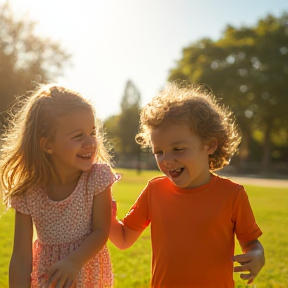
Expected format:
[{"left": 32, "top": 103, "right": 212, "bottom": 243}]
[
  {"left": 89, "top": 163, "right": 120, "bottom": 196},
  {"left": 232, "top": 187, "right": 262, "bottom": 242},
  {"left": 122, "top": 183, "right": 151, "bottom": 231},
  {"left": 10, "top": 194, "right": 30, "bottom": 215}
]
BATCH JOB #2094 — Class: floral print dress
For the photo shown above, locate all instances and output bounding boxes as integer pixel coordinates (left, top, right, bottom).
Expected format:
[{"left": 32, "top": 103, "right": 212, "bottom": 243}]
[{"left": 11, "top": 163, "right": 118, "bottom": 288}]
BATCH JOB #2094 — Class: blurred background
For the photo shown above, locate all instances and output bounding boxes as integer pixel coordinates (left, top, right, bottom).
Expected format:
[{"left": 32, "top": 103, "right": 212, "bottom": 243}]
[{"left": 1, "top": 0, "right": 288, "bottom": 177}]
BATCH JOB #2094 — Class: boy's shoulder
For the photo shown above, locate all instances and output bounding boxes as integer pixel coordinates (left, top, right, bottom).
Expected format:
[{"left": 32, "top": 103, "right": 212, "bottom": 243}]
[
  {"left": 213, "top": 173, "right": 244, "bottom": 192},
  {"left": 147, "top": 175, "right": 169, "bottom": 184}
]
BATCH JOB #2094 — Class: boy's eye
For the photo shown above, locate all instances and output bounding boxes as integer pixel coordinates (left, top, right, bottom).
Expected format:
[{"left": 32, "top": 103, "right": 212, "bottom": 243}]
[
  {"left": 73, "top": 134, "right": 83, "bottom": 139},
  {"left": 174, "top": 148, "right": 185, "bottom": 152},
  {"left": 153, "top": 151, "right": 163, "bottom": 155}
]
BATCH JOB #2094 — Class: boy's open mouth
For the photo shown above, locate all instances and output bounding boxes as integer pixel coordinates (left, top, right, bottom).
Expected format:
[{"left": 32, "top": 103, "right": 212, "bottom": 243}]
[{"left": 168, "top": 167, "right": 184, "bottom": 178}]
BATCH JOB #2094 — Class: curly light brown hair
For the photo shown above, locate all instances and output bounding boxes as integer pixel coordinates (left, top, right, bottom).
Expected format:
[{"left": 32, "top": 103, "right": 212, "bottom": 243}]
[
  {"left": 0, "top": 84, "right": 111, "bottom": 208},
  {"left": 136, "top": 82, "right": 241, "bottom": 171}
]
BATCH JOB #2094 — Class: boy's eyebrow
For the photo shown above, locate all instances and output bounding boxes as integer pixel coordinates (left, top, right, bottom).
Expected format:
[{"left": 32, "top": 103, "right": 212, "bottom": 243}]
[
  {"left": 152, "top": 140, "right": 187, "bottom": 149},
  {"left": 170, "top": 141, "right": 187, "bottom": 145}
]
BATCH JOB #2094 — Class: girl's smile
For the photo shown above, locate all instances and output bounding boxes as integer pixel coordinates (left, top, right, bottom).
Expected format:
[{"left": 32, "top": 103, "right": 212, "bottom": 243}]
[{"left": 44, "top": 108, "right": 98, "bottom": 183}]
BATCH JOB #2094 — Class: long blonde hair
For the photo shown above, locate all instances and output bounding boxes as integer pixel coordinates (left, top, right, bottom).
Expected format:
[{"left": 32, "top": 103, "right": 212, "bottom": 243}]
[{"left": 0, "top": 84, "right": 111, "bottom": 208}]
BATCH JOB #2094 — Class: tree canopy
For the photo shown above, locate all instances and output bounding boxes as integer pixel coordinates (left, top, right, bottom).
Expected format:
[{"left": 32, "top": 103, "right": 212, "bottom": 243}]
[
  {"left": 0, "top": 2, "right": 71, "bottom": 119},
  {"left": 104, "top": 80, "right": 142, "bottom": 168},
  {"left": 168, "top": 13, "right": 288, "bottom": 170}
]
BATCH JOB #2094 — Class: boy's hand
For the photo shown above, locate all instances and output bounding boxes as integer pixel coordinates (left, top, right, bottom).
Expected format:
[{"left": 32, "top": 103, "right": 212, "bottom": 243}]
[{"left": 233, "top": 249, "right": 264, "bottom": 284}]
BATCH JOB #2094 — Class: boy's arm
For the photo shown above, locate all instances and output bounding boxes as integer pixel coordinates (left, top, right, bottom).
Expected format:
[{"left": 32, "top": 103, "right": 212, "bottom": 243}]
[
  {"left": 9, "top": 211, "right": 33, "bottom": 288},
  {"left": 109, "top": 217, "right": 143, "bottom": 250},
  {"left": 109, "top": 200, "right": 143, "bottom": 250},
  {"left": 234, "top": 239, "right": 265, "bottom": 284}
]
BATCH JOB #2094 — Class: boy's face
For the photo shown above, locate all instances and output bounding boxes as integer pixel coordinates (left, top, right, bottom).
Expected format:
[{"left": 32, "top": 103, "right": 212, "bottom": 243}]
[{"left": 150, "top": 122, "right": 216, "bottom": 189}]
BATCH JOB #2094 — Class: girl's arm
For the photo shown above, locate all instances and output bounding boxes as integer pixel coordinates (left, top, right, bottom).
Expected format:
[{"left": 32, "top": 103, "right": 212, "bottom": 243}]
[
  {"left": 9, "top": 211, "right": 33, "bottom": 288},
  {"left": 109, "top": 200, "right": 143, "bottom": 250},
  {"left": 47, "top": 186, "right": 112, "bottom": 287},
  {"left": 233, "top": 239, "right": 265, "bottom": 284}
]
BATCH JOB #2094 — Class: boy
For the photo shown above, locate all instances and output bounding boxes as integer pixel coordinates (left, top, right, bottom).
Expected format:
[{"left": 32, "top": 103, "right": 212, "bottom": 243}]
[{"left": 110, "top": 83, "right": 265, "bottom": 288}]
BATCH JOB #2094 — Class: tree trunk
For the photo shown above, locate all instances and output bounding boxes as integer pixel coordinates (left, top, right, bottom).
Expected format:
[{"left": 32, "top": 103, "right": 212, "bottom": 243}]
[{"left": 261, "top": 124, "right": 272, "bottom": 175}]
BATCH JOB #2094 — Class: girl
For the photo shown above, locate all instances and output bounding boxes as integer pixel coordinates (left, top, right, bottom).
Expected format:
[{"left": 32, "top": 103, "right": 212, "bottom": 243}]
[
  {"left": 109, "top": 83, "right": 265, "bottom": 288},
  {"left": 1, "top": 84, "right": 119, "bottom": 288}
]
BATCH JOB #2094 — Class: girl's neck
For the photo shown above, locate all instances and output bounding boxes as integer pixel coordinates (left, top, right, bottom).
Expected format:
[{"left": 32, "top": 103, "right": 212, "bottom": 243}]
[
  {"left": 54, "top": 168, "right": 82, "bottom": 186},
  {"left": 44, "top": 170, "right": 82, "bottom": 202}
]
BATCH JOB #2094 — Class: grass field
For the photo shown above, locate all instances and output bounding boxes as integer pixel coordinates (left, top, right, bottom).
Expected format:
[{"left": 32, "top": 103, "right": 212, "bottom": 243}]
[{"left": 0, "top": 169, "right": 288, "bottom": 287}]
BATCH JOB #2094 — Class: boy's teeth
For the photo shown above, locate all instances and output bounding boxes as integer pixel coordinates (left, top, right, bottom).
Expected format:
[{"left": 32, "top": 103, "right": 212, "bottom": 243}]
[{"left": 170, "top": 168, "right": 182, "bottom": 172}]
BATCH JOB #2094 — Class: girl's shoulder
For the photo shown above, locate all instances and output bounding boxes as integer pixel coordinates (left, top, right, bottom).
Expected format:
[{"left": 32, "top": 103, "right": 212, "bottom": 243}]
[
  {"left": 10, "top": 187, "right": 40, "bottom": 215},
  {"left": 84, "top": 163, "right": 119, "bottom": 195},
  {"left": 86, "top": 163, "right": 115, "bottom": 179}
]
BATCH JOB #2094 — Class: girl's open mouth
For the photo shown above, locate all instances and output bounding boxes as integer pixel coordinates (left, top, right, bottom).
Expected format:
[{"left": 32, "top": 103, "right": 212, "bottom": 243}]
[{"left": 78, "top": 152, "right": 93, "bottom": 159}]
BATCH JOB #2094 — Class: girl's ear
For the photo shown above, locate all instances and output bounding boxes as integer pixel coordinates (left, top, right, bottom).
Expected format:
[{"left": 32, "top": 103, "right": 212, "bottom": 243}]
[
  {"left": 40, "top": 137, "right": 53, "bottom": 154},
  {"left": 207, "top": 138, "right": 218, "bottom": 155}
]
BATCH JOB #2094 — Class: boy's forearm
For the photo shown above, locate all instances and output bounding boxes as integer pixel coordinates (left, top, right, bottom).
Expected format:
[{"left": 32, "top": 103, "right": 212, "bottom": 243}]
[
  {"left": 109, "top": 218, "right": 127, "bottom": 250},
  {"left": 109, "top": 218, "right": 143, "bottom": 249},
  {"left": 240, "top": 239, "right": 264, "bottom": 254}
]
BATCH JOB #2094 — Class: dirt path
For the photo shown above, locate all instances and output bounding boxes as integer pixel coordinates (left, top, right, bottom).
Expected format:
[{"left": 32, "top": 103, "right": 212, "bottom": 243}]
[{"left": 228, "top": 176, "right": 288, "bottom": 188}]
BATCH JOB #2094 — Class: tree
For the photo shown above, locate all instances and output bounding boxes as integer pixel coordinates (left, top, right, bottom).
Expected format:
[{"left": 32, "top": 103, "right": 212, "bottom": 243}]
[
  {"left": 0, "top": 2, "right": 71, "bottom": 120},
  {"left": 168, "top": 13, "right": 288, "bottom": 172},
  {"left": 104, "top": 80, "right": 142, "bottom": 169}
]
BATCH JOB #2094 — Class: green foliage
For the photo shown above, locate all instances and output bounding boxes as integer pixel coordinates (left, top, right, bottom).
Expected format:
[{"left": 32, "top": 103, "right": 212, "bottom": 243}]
[
  {"left": 0, "top": 1, "right": 71, "bottom": 118},
  {"left": 1, "top": 169, "right": 287, "bottom": 287},
  {"left": 168, "top": 13, "right": 288, "bottom": 168},
  {"left": 104, "top": 80, "right": 142, "bottom": 167}
]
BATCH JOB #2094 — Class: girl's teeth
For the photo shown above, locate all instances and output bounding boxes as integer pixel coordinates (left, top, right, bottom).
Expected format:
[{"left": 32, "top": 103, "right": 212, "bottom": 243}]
[{"left": 81, "top": 153, "right": 92, "bottom": 158}]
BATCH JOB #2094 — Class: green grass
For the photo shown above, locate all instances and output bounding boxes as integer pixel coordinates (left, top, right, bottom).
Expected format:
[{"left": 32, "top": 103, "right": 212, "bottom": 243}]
[{"left": 0, "top": 169, "right": 288, "bottom": 287}]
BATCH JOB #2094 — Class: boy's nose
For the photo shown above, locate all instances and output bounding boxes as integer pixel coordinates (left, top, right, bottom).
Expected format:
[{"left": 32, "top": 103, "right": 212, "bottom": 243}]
[{"left": 161, "top": 154, "right": 175, "bottom": 167}]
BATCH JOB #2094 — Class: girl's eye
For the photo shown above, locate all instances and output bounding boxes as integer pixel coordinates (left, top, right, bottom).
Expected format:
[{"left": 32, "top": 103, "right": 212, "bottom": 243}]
[{"left": 91, "top": 130, "right": 97, "bottom": 137}]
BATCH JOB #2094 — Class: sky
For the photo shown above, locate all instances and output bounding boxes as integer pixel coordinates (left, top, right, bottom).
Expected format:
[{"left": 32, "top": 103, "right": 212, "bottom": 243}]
[{"left": 4, "top": 0, "right": 288, "bottom": 120}]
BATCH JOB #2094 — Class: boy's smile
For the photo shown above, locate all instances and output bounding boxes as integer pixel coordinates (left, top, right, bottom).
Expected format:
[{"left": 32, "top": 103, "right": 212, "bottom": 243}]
[{"left": 150, "top": 122, "right": 215, "bottom": 189}]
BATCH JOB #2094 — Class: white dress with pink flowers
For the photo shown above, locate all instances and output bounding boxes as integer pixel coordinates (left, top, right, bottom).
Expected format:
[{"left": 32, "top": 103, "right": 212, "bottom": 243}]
[{"left": 11, "top": 163, "right": 118, "bottom": 288}]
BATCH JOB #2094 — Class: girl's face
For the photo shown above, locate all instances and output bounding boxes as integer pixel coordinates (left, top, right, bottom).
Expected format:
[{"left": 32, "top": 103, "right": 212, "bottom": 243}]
[
  {"left": 150, "top": 122, "right": 216, "bottom": 189},
  {"left": 44, "top": 108, "right": 97, "bottom": 177}
]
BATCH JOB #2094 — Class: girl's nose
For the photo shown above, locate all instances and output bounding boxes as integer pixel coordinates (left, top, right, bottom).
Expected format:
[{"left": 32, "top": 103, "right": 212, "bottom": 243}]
[{"left": 83, "top": 137, "right": 97, "bottom": 148}]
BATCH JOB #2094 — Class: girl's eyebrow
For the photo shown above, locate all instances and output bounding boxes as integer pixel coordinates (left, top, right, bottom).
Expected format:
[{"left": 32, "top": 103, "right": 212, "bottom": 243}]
[
  {"left": 66, "top": 126, "right": 96, "bottom": 136},
  {"left": 67, "top": 129, "right": 82, "bottom": 136}
]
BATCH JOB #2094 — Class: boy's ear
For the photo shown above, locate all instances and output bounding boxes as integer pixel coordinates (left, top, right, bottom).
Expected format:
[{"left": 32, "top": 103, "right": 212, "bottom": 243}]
[
  {"left": 40, "top": 137, "right": 53, "bottom": 154},
  {"left": 207, "top": 138, "right": 218, "bottom": 155}
]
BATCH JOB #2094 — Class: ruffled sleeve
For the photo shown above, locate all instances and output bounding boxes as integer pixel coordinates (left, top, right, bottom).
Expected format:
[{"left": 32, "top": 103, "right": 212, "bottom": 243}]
[
  {"left": 10, "top": 193, "right": 30, "bottom": 215},
  {"left": 87, "top": 163, "right": 120, "bottom": 196}
]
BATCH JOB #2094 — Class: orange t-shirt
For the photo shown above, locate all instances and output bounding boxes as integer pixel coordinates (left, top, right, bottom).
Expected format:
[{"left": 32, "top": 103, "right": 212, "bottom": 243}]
[{"left": 123, "top": 174, "right": 262, "bottom": 288}]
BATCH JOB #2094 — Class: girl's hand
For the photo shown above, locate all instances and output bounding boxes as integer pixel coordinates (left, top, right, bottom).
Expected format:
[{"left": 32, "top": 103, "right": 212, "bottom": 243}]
[{"left": 45, "top": 258, "right": 79, "bottom": 288}]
